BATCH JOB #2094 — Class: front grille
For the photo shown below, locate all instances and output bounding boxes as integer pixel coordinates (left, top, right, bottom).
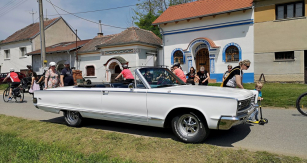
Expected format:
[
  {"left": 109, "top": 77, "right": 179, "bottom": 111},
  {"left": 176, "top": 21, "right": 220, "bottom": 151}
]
[{"left": 238, "top": 97, "right": 252, "bottom": 112}]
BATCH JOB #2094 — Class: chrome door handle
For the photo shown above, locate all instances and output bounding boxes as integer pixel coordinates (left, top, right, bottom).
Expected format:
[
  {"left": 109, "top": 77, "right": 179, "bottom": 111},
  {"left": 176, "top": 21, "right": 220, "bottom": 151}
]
[{"left": 103, "top": 91, "right": 109, "bottom": 95}]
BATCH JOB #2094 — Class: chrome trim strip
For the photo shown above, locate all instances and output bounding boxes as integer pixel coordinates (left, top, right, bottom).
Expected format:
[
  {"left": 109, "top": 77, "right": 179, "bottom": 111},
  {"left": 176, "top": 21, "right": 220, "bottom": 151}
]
[
  {"left": 147, "top": 92, "right": 237, "bottom": 100},
  {"left": 44, "top": 89, "right": 102, "bottom": 92},
  {"left": 37, "top": 104, "right": 148, "bottom": 121},
  {"left": 149, "top": 117, "right": 164, "bottom": 121},
  {"left": 37, "top": 89, "right": 236, "bottom": 100}
]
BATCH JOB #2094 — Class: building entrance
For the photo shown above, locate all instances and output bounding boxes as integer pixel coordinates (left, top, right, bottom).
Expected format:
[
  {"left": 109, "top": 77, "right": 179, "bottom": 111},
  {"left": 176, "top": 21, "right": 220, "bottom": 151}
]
[{"left": 196, "top": 48, "right": 209, "bottom": 72}]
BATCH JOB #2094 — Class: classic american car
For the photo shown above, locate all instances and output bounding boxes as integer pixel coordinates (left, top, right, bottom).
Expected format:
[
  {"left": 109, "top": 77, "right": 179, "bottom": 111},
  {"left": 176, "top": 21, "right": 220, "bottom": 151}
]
[{"left": 33, "top": 67, "right": 258, "bottom": 143}]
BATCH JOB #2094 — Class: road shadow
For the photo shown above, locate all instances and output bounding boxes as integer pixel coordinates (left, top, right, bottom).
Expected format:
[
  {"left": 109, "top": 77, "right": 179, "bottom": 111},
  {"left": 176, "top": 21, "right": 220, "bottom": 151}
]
[
  {"left": 204, "top": 124, "right": 252, "bottom": 147},
  {"left": 6, "top": 100, "right": 28, "bottom": 103},
  {"left": 292, "top": 114, "right": 307, "bottom": 117},
  {"left": 42, "top": 117, "right": 252, "bottom": 146}
]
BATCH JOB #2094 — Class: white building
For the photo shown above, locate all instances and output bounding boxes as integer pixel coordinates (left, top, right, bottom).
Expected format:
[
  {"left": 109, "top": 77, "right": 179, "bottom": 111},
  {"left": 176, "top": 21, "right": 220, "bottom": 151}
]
[
  {"left": 77, "top": 27, "right": 162, "bottom": 83},
  {"left": 153, "top": 0, "right": 254, "bottom": 83},
  {"left": 26, "top": 40, "right": 91, "bottom": 74},
  {"left": 0, "top": 17, "right": 78, "bottom": 74}
]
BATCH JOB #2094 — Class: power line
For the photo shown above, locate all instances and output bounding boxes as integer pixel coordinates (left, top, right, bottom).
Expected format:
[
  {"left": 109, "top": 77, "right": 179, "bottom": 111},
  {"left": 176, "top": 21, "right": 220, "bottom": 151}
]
[
  {"left": 45, "top": 0, "right": 127, "bottom": 29},
  {"left": 47, "top": 4, "right": 137, "bottom": 16},
  {"left": 0, "top": 0, "right": 28, "bottom": 18},
  {"left": 0, "top": 0, "right": 18, "bottom": 11}
]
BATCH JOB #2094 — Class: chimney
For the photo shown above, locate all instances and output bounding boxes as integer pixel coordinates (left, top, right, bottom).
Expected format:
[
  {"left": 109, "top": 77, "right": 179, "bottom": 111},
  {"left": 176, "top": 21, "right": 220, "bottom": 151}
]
[
  {"left": 97, "top": 20, "right": 103, "bottom": 37},
  {"left": 97, "top": 33, "right": 104, "bottom": 37}
]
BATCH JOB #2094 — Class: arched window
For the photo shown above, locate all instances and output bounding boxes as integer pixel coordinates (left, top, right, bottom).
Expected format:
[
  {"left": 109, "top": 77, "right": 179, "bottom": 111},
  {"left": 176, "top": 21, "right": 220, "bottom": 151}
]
[
  {"left": 86, "top": 65, "right": 95, "bottom": 76},
  {"left": 173, "top": 50, "right": 183, "bottom": 64},
  {"left": 225, "top": 46, "right": 239, "bottom": 62}
]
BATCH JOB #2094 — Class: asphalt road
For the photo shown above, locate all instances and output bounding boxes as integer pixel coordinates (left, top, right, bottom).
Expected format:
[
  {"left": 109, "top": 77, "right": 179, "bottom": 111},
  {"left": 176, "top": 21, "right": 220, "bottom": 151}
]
[{"left": 0, "top": 92, "right": 306, "bottom": 159}]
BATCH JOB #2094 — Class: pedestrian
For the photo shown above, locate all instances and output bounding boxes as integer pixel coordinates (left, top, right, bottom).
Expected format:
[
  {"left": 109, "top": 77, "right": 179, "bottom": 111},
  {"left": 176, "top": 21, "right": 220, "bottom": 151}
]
[
  {"left": 249, "top": 82, "right": 264, "bottom": 121},
  {"left": 222, "top": 60, "right": 251, "bottom": 88},
  {"left": 186, "top": 67, "right": 196, "bottom": 85},
  {"left": 60, "top": 61, "right": 74, "bottom": 86},
  {"left": 115, "top": 64, "right": 134, "bottom": 83},
  {"left": 197, "top": 66, "right": 210, "bottom": 86},
  {"left": 172, "top": 62, "right": 186, "bottom": 83},
  {"left": 2, "top": 68, "right": 21, "bottom": 101},
  {"left": 37, "top": 67, "right": 49, "bottom": 89},
  {"left": 29, "top": 71, "right": 40, "bottom": 94},
  {"left": 223, "top": 65, "right": 233, "bottom": 82},
  {"left": 44, "top": 62, "right": 60, "bottom": 89}
]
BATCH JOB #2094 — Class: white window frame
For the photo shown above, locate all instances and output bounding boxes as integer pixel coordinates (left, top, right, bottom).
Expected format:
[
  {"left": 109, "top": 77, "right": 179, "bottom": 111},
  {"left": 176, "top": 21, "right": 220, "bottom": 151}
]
[
  {"left": 20, "top": 47, "right": 27, "bottom": 57},
  {"left": 4, "top": 49, "right": 10, "bottom": 59}
]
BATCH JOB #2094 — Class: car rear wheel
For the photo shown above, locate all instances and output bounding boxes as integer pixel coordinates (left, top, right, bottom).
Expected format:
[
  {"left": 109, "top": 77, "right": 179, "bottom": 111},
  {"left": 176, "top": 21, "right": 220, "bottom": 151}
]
[
  {"left": 64, "top": 111, "right": 83, "bottom": 127},
  {"left": 171, "top": 112, "right": 209, "bottom": 143}
]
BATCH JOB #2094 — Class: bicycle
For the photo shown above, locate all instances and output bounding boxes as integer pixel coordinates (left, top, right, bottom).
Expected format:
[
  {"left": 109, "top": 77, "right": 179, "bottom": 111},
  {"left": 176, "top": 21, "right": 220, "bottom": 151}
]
[
  {"left": 296, "top": 93, "right": 307, "bottom": 116},
  {"left": 3, "top": 82, "right": 24, "bottom": 102}
]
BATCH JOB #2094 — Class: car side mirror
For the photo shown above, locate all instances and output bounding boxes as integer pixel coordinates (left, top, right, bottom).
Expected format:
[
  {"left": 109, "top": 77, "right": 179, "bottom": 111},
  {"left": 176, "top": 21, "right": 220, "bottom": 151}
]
[{"left": 128, "top": 83, "right": 134, "bottom": 90}]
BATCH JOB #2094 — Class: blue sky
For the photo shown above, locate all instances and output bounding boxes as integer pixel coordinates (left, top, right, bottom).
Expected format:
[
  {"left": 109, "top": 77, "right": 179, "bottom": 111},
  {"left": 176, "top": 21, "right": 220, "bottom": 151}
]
[{"left": 0, "top": 0, "right": 140, "bottom": 40}]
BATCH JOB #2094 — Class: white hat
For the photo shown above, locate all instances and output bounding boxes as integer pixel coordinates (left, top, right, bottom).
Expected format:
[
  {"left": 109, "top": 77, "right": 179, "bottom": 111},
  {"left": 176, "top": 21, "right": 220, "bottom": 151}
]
[
  {"left": 10, "top": 68, "right": 14, "bottom": 72},
  {"left": 49, "top": 62, "right": 56, "bottom": 66}
]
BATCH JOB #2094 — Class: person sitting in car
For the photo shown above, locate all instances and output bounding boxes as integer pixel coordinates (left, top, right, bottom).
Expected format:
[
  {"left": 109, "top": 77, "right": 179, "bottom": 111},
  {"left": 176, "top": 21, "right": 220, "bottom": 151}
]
[{"left": 144, "top": 70, "right": 153, "bottom": 84}]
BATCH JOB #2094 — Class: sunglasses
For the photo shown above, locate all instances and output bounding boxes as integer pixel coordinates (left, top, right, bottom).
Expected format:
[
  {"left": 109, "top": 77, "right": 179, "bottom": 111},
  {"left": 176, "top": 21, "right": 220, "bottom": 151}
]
[
  {"left": 228, "top": 68, "right": 232, "bottom": 69},
  {"left": 245, "top": 65, "right": 250, "bottom": 68}
]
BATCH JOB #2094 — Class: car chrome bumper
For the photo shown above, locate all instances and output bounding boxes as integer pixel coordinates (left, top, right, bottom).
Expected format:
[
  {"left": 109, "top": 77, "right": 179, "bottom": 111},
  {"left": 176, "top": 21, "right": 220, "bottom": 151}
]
[{"left": 218, "top": 104, "right": 258, "bottom": 130}]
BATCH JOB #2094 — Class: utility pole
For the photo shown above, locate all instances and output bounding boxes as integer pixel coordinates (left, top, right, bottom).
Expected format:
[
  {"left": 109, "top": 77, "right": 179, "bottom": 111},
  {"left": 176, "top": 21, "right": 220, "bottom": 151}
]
[
  {"left": 38, "top": 0, "right": 47, "bottom": 68},
  {"left": 29, "top": 9, "right": 36, "bottom": 24}
]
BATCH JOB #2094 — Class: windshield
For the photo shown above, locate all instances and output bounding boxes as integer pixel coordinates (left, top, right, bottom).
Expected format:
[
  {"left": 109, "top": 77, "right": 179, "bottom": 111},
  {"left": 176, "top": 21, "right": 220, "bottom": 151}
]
[{"left": 139, "top": 68, "right": 186, "bottom": 88}]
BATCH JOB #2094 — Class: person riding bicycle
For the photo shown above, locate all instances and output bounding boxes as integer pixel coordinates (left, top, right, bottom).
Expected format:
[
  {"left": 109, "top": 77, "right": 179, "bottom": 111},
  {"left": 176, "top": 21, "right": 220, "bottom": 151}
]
[{"left": 3, "top": 68, "right": 21, "bottom": 101}]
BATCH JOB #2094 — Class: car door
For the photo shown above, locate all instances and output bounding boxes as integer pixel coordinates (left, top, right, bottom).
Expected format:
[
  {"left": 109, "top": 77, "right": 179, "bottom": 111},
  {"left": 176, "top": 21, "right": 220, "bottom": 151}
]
[{"left": 99, "top": 76, "right": 148, "bottom": 124}]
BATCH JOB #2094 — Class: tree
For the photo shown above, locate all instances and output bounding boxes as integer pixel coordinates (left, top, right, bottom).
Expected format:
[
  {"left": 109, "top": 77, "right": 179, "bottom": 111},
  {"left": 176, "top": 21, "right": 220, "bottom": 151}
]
[{"left": 135, "top": 12, "right": 161, "bottom": 38}]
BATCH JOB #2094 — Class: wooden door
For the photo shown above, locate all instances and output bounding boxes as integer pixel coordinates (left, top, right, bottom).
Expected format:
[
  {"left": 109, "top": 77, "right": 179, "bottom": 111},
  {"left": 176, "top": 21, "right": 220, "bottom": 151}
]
[{"left": 196, "top": 48, "right": 209, "bottom": 72}]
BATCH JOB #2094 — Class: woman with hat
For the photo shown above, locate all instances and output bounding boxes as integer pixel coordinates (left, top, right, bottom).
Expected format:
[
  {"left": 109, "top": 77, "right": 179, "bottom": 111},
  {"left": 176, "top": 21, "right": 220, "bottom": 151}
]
[{"left": 44, "top": 62, "right": 60, "bottom": 89}]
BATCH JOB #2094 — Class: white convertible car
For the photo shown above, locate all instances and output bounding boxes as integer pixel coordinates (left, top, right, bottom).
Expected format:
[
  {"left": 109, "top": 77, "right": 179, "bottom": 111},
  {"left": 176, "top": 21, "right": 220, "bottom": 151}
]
[{"left": 33, "top": 67, "right": 258, "bottom": 143}]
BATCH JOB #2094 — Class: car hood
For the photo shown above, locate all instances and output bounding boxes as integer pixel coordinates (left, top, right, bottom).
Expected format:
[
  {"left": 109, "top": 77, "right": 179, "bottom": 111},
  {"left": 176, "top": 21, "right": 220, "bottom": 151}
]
[{"left": 157, "top": 85, "right": 254, "bottom": 101}]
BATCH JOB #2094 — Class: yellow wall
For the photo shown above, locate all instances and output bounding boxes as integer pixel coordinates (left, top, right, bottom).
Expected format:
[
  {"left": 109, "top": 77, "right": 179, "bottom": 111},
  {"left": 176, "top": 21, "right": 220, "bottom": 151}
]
[
  {"left": 254, "top": 5, "right": 275, "bottom": 23},
  {"left": 254, "top": 0, "right": 307, "bottom": 23}
]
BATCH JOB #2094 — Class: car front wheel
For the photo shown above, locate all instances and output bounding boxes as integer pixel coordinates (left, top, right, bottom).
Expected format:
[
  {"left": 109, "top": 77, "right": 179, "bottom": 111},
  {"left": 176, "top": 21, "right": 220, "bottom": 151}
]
[
  {"left": 64, "top": 111, "right": 83, "bottom": 127},
  {"left": 171, "top": 112, "right": 209, "bottom": 143}
]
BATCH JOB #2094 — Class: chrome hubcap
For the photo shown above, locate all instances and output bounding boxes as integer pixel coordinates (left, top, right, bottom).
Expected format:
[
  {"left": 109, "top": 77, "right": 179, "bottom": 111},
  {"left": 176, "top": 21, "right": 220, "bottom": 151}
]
[
  {"left": 67, "top": 111, "right": 79, "bottom": 123},
  {"left": 178, "top": 114, "right": 199, "bottom": 136}
]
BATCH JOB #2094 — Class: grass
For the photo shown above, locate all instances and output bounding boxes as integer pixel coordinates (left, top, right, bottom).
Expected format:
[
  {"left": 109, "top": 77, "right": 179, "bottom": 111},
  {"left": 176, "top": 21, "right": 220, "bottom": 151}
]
[
  {"left": 0, "top": 83, "right": 8, "bottom": 90},
  {"left": 0, "top": 132, "right": 131, "bottom": 163},
  {"left": 0, "top": 115, "right": 306, "bottom": 163},
  {"left": 209, "top": 83, "right": 307, "bottom": 108}
]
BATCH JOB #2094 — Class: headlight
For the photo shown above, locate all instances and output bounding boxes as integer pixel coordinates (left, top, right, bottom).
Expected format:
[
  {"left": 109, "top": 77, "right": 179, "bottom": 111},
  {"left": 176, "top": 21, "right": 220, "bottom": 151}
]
[{"left": 237, "top": 101, "right": 242, "bottom": 110}]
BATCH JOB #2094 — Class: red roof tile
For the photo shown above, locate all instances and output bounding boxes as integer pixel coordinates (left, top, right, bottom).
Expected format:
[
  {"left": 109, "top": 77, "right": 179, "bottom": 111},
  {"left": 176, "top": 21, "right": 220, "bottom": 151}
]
[
  {"left": 78, "top": 34, "right": 118, "bottom": 53},
  {"left": 152, "top": 0, "right": 253, "bottom": 25},
  {"left": 97, "top": 27, "right": 162, "bottom": 48},
  {"left": 27, "top": 39, "right": 91, "bottom": 55},
  {"left": 1, "top": 17, "right": 60, "bottom": 44}
]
